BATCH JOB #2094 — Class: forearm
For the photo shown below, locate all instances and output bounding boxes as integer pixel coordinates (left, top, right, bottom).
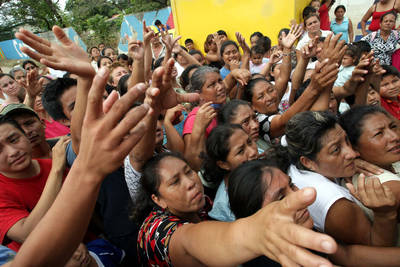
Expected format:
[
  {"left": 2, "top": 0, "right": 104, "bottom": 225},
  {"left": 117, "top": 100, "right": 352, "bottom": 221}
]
[
  {"left": 23, "top": 94, "right": 35, "bottom": 108},
  {"left": 240, "top": 53, "right": 250, "bottom": 71},
  {"left": 270, "top": 86, "right": 319, "bottom": 137},
  {"left": 164, "top": 122, "right": 184, "bottom": 153},
  {"left": 205, "top": 53, "right": 219, "bottom": 63},
  {"left": 371, "top": 212, "right": 398, "bottom": 246},
  {"left": 183, "top": 131, "right": 206, "bottom": 171},
  {"left": 144, "top": 43, "right": 153, "bottom": 82},
  {"left": 71, "top": 77, "right": 92, "bottom": 154},
  {"left": 129, "top": 58, "right": 145, "bottom": 89},
  {"left": 11, "top": 163, "right": 102, "bottom": 267},
  {"left": 260, "top": 62, "right": 273, "bottom": 77},
  {"left": 223, "top": 72, "right": 237, "bottom": 96},
  {"left": 175, "top": 219, "right": 259, "bottom": 266},
  {"left": 130, "top": 112, "right": 157, "bottom": 171},
  {"left": 12, "top": 167, "right": 64, "bottom": 243},
  {"left": 181, "top": 50, "right": 201, "bottom": 66},
  {"left": 361, "top": 21, "right": 367, "bottom": 35},
  {"left": 275, "top": 48, "right": 292, "bottom": 100},
  {"left": 333, "top": 78, "right": 359, "bottom": 99},
  {"left": 331, "top": 244, "right": 400, "bottom": 267},
  {"left": 354, "top": 81, "right": 369, "bottom": 106}
]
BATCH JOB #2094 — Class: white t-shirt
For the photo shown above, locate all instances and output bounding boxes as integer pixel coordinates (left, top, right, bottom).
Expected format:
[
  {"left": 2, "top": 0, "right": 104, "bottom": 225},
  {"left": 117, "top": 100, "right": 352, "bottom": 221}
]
[
  {"left": 296, "top": 30, "right": 332, "bottom": 70},
  {"left": 288, "top": 164, "right": 359, "bottom": 232}
]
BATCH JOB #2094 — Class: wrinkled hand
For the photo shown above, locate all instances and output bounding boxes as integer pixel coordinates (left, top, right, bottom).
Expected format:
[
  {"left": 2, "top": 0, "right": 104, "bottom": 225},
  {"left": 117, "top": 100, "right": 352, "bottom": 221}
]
[
  {"left": 145, "top": 58, "right": 199, "bottom": 113},
  {"left": 235, "top": 32, "right": 250, "bottom": 55},
  {"left": 309, "top": 59, "right": 339, "bottom": 90},
  {"left": 355, "top": 159, "right": 384, "bottom": 177},
  {"left": 165, "top": 104, "right": 185, "bottom": 125},
  {"left": 76, "top": 67, "right": 150, "bottom": 177},
  {"left": 270, "top": 50, "right": 283, "bottom": 64},
  {"left": 231, "top": 68, "right": 251, "bottom": 86},
  {"left": 127, "top": 37, "right": 145, "bottom": 61},
  {"left": 25, "top": 69, "right": 43, "bottom": 97},
  {"left": 193, "top": 102, "right": 216, "bottom": 131},
  {"left": 349, "top": 53, "right": 372, "bottom": 83},
  {"left": 15, "top": 26, "right": 95, "bottom": 78},
  {"left": 247, "top": 187, "right": 337, "bottom": 267},
  {"left": 51, "top": 135, "right": 71, "bottom": 172},
  {"left": 142, "top": 20, "right": 155, "bottom": 46},
  {"left": 281, "top": 23, "right": 303, "bottom": 49},
  {"left": 228, "top": 59, "right": 240, "bottom": 70},
  {"left": 347, "top": 174, "right": 398, "bottom": 216},
  {"left": 300, "top": 36, "right": 320, "bottom": 59},
  {"left": 161, "top": 29, "right": 181, "bottom": 53},
  {"left": 319, "top": 33, "right": 347, "bottom": 64}
]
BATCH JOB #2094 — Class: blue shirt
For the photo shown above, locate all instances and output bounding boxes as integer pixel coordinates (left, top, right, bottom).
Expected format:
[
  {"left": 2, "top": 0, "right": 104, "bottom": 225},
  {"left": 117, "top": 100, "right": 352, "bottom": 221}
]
[
  {"left": 219, "top": 66, "right": 231, "bottom": 79},
  {"left": 331, "top": 17, "right": 350, "bottom": 43},
  {"left": 208, "top": 181, "right": 235, "bottom": 222},
  {"left": 0, "top": 245, "right": 15, "bottom": 265}
]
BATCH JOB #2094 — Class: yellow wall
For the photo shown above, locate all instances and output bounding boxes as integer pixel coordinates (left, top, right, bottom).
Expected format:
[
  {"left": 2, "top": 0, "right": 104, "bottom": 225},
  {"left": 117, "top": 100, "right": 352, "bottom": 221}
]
[{"left": 171, "top": 0, "right": 309, "bottom": 53}]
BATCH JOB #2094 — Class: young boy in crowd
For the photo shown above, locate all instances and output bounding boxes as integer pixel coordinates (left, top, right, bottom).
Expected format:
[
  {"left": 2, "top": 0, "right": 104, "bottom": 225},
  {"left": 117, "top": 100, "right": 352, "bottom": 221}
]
[
  {"left": 250, "top": 45, "right": 267, "bottom": 74},
  {"left": 380, "top": 65, "right": 400, "bottom": 120},
  {"left": 1, "top": 104, "right": 52, "bottom": 159},
  {"left": 184, "top": 38, "right": 195, "bottom": 51}
]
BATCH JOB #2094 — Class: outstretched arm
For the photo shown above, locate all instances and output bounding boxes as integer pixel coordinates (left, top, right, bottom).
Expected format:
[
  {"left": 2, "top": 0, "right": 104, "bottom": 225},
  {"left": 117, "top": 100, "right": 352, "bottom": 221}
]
[{"left": 9, "top": 68, "right": 150, "bottom": 267}]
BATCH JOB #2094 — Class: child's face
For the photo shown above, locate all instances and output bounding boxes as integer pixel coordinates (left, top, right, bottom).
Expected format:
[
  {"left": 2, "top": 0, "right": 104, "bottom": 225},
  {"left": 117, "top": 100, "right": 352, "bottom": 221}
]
[
  {"left": 185, "top": 42, "right": 194, "bottom": 51},
  {"left": 341, "top": 54, "right": 355, "bottom": 67},
  {"left": 381, "top": 74, "right": 400, "bottom": 100},
  {"left": 367, "top": 87, "right": 381, "bottom": 106},
  {"left": 251, "top": 53, "right": 263, "bottom": 66},
  {"left": 310, "top": 0, "right": 320, "bottom": 10}
]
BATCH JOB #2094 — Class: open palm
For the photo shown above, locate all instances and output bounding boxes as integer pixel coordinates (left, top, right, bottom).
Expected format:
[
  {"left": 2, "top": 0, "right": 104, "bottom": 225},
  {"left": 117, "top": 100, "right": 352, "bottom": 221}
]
[{"left": 15, "top": 26, "right": 95, "bottom": 78}]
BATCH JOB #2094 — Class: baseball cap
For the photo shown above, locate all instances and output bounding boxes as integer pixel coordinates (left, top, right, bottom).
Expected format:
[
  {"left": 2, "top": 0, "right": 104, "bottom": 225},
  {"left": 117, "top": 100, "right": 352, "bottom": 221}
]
[{"left": 0, "top": 103, "right": 40, "bottom": 119}]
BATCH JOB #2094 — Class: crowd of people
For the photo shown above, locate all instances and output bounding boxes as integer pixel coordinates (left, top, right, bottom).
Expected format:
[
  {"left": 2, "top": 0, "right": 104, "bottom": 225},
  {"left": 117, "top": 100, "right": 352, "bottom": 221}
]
[{"left": 1, "top": 0, "right": 400, "bottom": 266}]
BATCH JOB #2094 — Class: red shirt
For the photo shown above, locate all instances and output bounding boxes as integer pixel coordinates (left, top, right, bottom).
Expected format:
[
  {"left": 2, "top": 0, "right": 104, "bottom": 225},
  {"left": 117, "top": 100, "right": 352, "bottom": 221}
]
[
  {"left": 0, "top": 159, "right": 52, "bottom": 251},
  {"left": 381, "top": 95, "right": 400, "bottom": 120},
  {"left": 319, "top": 4, "right": 331, "bottom": 31},
  {"left": 44, "top": 119, "right": 70, "bottom": 139}
]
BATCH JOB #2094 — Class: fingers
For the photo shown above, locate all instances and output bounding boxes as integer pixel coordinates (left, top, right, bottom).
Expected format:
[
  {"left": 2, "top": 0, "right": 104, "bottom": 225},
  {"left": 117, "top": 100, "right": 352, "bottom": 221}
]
[
  {"left": 357, "top": 174, "right": 369, "bottom": 202},
  {"left": 314, "top": 58, "right": 329, "bottom": 74},
  {"left": 102, "top": 90, "right": 119, "bottom": 114},
  {"left": 279, "top": 224, "right": 337, "bottom": 267},
  {"left": 151, "top": 67, "right": 164, "bottom": 90},
  {"left": 104, "top": 83, "right": 147, "bottom": 130},
  {"left": 163, "top": 58, "right": 175, "bottom": 86},
  {"left": 16, "top": 29, "right": 52, "bottom": 55},
  {"left": 86, "top": 67, "right": 110, "bottom": 121},
  {"left": 280, "top": 188, "right": 316, "bottom": 215},
  {"left": 354, "top": 159, "right": 384, "bottom": 176},
  {"left": 53, "top": 25, "right": 73, "bottom": 46}
]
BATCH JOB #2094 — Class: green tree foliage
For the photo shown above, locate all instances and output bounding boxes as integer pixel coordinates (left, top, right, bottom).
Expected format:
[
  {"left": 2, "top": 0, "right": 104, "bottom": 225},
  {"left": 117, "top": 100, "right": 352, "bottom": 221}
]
[
  {"left": 0, "top": 0, "right": 66, "bottom": 41},
  {"left": 126, "top": 0, "right": 169, "bottom": 13}
]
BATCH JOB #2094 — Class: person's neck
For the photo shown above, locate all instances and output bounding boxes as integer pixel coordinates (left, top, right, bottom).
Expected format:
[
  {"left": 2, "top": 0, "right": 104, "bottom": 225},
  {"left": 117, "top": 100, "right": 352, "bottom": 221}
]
[
  {"left": 153, "top": 43, "right": 162, "bottom": 49},
  {"left": 336, "top": 17, "right": 344, "bottom": 23},
  {"left": 380, "top": 29, "right": 391, "bottom": 38},
  {"left": 2, "top": 160, "right": 40, "bottom": 179},
  {"left": 175, "top": 210, "right": 202, "bottom": 223},
  {"left": 31, "top": 142, "right": 51, "bottom": 159}
]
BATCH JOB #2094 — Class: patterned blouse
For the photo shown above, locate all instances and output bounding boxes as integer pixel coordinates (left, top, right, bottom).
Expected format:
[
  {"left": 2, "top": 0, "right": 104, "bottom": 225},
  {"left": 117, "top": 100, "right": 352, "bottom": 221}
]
[
  {"left": 362, "top": 30, "right": 400, "bottom": 65},
  {"left": 137, "top": 197, "right": 212, "bottom": 267}
]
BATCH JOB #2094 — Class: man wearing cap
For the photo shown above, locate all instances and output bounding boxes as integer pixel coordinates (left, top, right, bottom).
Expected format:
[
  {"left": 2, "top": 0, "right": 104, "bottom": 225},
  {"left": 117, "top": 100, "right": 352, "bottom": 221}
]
[
  {"left": 0, "top": 115, "right": 69, "bottom": 252},
  {"left": 1, "top": 104, "right": 51, "bottom": 159}
]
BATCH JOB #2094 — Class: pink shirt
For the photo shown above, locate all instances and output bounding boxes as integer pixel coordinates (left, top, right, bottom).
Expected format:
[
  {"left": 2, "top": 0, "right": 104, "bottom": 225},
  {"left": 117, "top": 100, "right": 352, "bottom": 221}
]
[
  {"left": 182, "top": 106, "right": 217, "bottom": 137},
  {"left": 44, "top": 119, "right": 70, "bottom": 139}
]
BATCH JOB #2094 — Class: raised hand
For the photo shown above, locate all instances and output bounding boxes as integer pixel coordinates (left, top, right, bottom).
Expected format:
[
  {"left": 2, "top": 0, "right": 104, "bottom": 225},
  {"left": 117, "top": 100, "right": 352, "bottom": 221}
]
[
  {"left": 76, "top": 67, "right": 150, "bottom": 177},
  {"left": 161, "top": 29, "right": 181, "bottom": 53},
  {"left": 310, "top": 59, "right": 339, "bottom": 90},
  {"left": 235, "top": 32, "right": 250, "bottom": 55},
  {"left": 346, "top": 174, "right": 398, "bottom": 216},
  {"left": 165, "top": 104, "right": 185, "bottom": 125},
  {"left": 319, "top": 33, "right": 347, "bottom": 64},
  {"left": 142, "top": 20, "right": 155, "bottom": 46},
  {"left": 231, "top": 68, "right": 251, "bottom": 86},
  {"left": 280, "top": 23, "right": 303, "bottom": 49},
  {"left": 15, "top": 26, "right": 95, "bottom": 78},
  {"left": 127, "top": 37, "right": 145, "bottom": 61},
  {"left": 270, "top": 50, "right": 283, "bottom": 64},
  {"left": 300, "top": 36, "right": 320, "bottom": 59},
  {"left": 247, "top": 187, "right": 337, "bottom": 267},
  {"left": 193, "top": 102, "right": 217, "bottom": 131},
  {"left": 25, "top": 68, "right": 43, "bottom": 98},
  {"left": 51, "top": 135, "right": 71, "bottom": 173},
  {"left": 145, "top": 58, "right": 199, "bottom": 114},
  {"left": 355, "top": 159, "right": 384, "bottom": 177}
]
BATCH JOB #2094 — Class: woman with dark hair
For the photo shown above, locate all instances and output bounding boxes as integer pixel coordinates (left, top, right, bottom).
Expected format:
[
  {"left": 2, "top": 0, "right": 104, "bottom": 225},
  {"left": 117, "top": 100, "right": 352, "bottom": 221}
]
[
  {"left": 0, "top": 74, "right": 25, "bottom": 107},
  {"left": 311, "top": 0, "right": 335, "bottom": 31},
  {"left": 361, "top": 0, "right": 400, "bottom": 36},
  {"left": 218, "top": 99, "right": 269, "bottom": 152},
  {"left": 339, "top": 105, "right": 400, "bottom": 204},
  {"left": 101, "top": 47, "right": 117, "bottom": 62},
  {"left": 202, "top": 124, "right": 257, "bottom": 221},
  {"left": 179, "top": 64, "right": 200, "bottom": 91},
  {"left": 182, "top": 65, "right": 250, "bottom": 170},
  {"left": 229, "top": 158, "right": 400, "bottom": 266},
  {"left": 281, "top": 111, "right": 398, "bottom": 247},
  {"left": 219, "top": 40, "right": 242, "bottom": 79},
  {"left": 361, "top": 10, "right": 400, "bottom": 65},
  {"left": 97, "top": 55, "right": 112, "bottom": 69},
  {"left": 241, "top": 59, "right": 338, "bottom": 143},
  {"left": 132, "top": 152, "right": 337, "bottom": 267},
  {"left": 331, "top": 5, "right": 354, "bottom": 43},
  {"left": 250, "top": 31, "right": 263, "bottom": 47}
]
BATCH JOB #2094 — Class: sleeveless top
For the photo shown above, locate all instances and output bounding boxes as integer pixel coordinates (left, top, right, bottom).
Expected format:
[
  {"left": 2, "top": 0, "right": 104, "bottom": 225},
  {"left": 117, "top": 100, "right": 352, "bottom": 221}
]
[
  {"left": 369, "top": 1, "right": 397, "bottom": 32},
  {"left": 331, "top": 17, "right": 350, "bottom": 43}
]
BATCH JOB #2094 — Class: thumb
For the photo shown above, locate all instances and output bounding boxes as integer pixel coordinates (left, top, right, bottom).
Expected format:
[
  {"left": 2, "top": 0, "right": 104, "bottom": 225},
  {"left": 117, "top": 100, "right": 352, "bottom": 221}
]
[{"left": 280, "top": 187, "right": 316, "bottom": 216}]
